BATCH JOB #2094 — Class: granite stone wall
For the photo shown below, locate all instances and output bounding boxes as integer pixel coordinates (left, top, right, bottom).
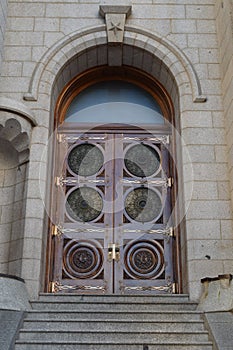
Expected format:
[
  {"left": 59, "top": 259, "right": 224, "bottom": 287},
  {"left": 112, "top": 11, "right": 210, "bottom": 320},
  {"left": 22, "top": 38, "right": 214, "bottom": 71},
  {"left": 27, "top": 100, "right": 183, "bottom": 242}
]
[
  {"left": 0, "top": 0, "right": 232, "bottom": 301},
  {"left": 215, "top": 0, "right": 233, "bottom": 245},
  {"left": 0, "top": 0, "right": 8, "bottom": 73}
]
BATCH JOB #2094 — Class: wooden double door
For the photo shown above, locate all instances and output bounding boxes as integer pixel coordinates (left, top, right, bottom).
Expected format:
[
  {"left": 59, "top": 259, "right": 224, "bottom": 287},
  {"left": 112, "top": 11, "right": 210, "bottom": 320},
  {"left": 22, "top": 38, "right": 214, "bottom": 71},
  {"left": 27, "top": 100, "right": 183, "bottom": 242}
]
[{"left": 50, "top": 130, "right": 175, "bottom": 294}]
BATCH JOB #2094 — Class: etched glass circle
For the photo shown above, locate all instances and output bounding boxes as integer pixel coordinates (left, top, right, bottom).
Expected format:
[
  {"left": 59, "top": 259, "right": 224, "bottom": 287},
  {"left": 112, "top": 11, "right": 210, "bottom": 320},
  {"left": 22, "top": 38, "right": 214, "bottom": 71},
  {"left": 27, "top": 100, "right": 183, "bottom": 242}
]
[
  {"left": 125, "top": 144, "right": 160, "bottom": 177},
  {"left": 66, "top": 187, "right": 103, "bottom": 222},
  {"left": 68, "top": 144, "right": 104, "bottom": 176},
  {"left": 125, "top": 187, "right": 162, "bottom": 222}
]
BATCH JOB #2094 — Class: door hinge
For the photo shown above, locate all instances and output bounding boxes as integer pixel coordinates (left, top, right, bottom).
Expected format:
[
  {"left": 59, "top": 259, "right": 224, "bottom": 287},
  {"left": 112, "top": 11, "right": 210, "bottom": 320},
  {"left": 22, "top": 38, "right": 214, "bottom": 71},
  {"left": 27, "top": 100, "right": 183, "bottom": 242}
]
[
  {"left": 57, "top": 133, "right": 64, "bottom": 143},
  {"left": 167, "top": 177, "right": 173, "bottom": 187},
  {"left": 52, "top": 225, "right": 62, "bottom": 237},
  {"left": 169, "top": 227, "right": 174, "bottom": 237},
  {"left": 55, "top": 176, "right": 63, "bottom": 186},
  {"left": 172, "top": 282, "right": 177, "bottom": 293},
  {"left": 50, "top": 281, "right": 56, "bottom": 293}
]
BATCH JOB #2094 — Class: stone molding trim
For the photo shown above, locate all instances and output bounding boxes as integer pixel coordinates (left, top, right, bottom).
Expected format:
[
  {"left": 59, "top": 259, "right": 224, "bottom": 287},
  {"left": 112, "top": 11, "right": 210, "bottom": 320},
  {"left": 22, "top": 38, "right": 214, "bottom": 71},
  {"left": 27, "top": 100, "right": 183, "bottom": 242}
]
[
  {"left": 99, "top": 6, "right": 132, "bottom": 44},
  {"left": 0, "top": 275, "right": 31, "bottom": 311},
  {"left": 0, "top": 96, "right": 37, "bottom": 126},
  {"left": 0, "top": 273, "right": 25, "bottom": 283},
  {"left": 0, "top": 118, "right": 30, "bottom": 169},
  {"left": 23, "top": 25, "right": 206, "bottom": 103}
]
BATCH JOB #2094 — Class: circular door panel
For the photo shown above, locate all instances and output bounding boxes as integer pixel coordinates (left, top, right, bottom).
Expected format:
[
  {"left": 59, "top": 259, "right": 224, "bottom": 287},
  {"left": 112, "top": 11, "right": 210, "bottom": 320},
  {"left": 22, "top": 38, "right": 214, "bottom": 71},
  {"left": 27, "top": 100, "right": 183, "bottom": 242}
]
[
  {"left": 124, "top": 240, "right": 165, "bottom": 279},
  {"left": 66, "top": 187, "right": 103, "bottom": 222},
  {"left": 124, "top": 144, "right": 161, "bottom": 178},
  {"left": 124, "top": 187, "right": 163, "bottom": 223},
  {"left": 63, "top": 239, "right": 104, "bottom": 279},
  {"left": 67, "top": 143, "right": 104, "bottom": 177}
]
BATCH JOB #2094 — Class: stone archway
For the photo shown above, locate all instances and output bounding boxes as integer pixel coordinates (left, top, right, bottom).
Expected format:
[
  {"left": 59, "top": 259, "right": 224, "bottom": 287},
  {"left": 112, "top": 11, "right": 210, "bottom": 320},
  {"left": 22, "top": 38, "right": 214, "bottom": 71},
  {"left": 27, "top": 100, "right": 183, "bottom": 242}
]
[{"left": 18, "top": 20, "right": 208, "bottom": 299}]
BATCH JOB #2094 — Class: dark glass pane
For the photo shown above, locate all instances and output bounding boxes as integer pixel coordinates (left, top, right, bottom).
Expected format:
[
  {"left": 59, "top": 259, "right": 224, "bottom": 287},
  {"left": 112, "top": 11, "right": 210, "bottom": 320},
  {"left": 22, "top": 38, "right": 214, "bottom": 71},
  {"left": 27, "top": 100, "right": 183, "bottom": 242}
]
[
  {"left": 66, "top": 187, "right": 103, "bottom": 222},
  {"left": 68, "top": 144, "right": 104, "bottom": 176},
  {"left": 125, "top": 187, "right": 162, "bottom": 222},
  {"left": 125, "top": 144, "right": 160, "bottom": 177}
]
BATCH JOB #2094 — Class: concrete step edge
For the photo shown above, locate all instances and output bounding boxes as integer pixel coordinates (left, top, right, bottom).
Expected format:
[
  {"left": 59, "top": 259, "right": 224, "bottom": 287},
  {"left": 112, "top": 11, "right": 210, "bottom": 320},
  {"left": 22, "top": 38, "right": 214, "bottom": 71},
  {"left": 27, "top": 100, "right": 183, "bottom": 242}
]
[
  {"left": 15, "top": 340, "right": 213, "bottom": 345},
  {"left": 31, "top": 302, "right": 197, "bottom": 307},
  {"left": 23, "top": 319, "right": 204, "bottom": 324},
  {"left": 26, "top": 309, "right": 202, "bottom": 314},
  {"left": 18, "top": 329, "right": 209, "bottom": 335},
  {"left": 39, "top": 293, "right": 190, "bottom": 297}
]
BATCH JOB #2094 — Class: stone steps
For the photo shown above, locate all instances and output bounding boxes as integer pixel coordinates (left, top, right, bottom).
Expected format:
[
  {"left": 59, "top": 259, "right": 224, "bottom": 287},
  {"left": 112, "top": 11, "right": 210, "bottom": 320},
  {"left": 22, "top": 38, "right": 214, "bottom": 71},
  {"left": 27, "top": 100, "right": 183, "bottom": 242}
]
[
  {"left": 18, "top": 330, "right": 210, "bottom": 342},
  {"left": 30, "top": 300, "right": 197, "bottom": 311},
  {"left": 25, "top": 310, "right": 204, "bottom": 321},
  {"left": 15, "top": 341, "right": 214, "bottom": 350},
  {"left": 22, "top": 319, "right": 206, "bottom": 332},
  {"left": 15, "top": 294, "right": 213, "bottom": 350},
  {"left": 38, "top": 293, "right": 190, "bottom": 303}
]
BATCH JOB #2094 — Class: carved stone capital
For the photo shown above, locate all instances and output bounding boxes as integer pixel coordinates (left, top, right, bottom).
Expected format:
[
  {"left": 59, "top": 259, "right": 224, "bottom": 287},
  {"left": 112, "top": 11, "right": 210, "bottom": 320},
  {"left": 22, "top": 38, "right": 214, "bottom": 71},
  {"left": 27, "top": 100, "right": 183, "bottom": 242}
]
[{"left": 0, "top": 118, "right": 30, "bottom": 169}]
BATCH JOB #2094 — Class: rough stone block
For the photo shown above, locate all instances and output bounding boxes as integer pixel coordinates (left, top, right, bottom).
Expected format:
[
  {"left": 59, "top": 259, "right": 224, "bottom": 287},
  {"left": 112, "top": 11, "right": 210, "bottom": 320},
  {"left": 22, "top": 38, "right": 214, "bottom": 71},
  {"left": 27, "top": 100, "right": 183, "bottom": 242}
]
[
  {"left": 7, "top": 17, "right": 34, "bottom": 31},
  {"left": 186, "top": 219, "right": 221, "bottom": 240},
  {"left": 186, "top": 5, "right": 214, "bottom": 19},
  {"left": 198, "top": 275, "right": 233, "bottom": 312},
  {"left": 22, "top": 238, "right": 42, "bottom": 260},
  {"left": 187, "top": 239, "right": 233, "bottom": 261},
  {"left": 196, "top": 19, "right": 216, "bottom": 33},
  {"left": 133, "top": 4, "right": 185, "bottom": 19},
  {"left": 172, "top": 19, "right": 196, "bottom": 33},
  {"left": 188, "top": 260, "right": 224, "bottom": 283},
  {"left": 9, "top": 3, "right": 45, "bottom": 17},
  {"left": 191, "top": 181, "right": 218, "bottom": 200},
  {"left": 199, "top": 48, "right": 219, "bottom": 63},
  {"left": 187, "top": 200, "right": 232, "bottom": 220},
  {"left": 35, "top": 18, "right": 59, "bottom": 32},
  {"left": 187, "top": 145, "right": 215, "bottom": 163},
  {"left": 182, "top": 128, "right": 225, "bottom": 145},
  {"left": 208, "top": 63, "right": 221, "bottom": 79},
  {"left": 220, "top": 220, "right": 233, "bottom": 240}
]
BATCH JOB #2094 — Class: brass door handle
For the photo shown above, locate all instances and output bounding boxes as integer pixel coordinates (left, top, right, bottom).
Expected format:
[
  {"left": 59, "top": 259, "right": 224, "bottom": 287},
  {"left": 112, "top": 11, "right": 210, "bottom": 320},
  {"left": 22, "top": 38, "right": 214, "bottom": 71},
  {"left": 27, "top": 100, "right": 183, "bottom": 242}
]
[{"left": 108, "top": 244, "right": 120, "bottom": 262}]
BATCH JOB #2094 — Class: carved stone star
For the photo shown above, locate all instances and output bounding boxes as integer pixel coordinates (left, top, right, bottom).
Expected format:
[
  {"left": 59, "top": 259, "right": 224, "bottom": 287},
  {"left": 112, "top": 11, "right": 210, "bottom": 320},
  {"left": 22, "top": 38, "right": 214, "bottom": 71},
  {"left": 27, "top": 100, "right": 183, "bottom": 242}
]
[{"left": 109, "top": 21, "right": 123, "bottom": 36}]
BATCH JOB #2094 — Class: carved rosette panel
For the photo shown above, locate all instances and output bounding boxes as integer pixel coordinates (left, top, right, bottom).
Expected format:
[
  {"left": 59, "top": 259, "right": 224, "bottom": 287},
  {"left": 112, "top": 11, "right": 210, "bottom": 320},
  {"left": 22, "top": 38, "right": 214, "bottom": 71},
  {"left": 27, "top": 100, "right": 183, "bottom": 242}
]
[
  {"left": 124, "top": 240, "right": 165, "bottom": 279},
  {"left": 66, "top": 187, "right": 103, "bottom": 222},
  {"left": 67, "top": 143, "right": 104, "bottom": 176},
  {"left": 124, "top": 144, "right": 161, "bottom": 177},
  {"left": 124, "top": 187, "right": 162, "bottom": 222},
  {"left": 63, "top": 239, "right": 104, "bottom": 279}
]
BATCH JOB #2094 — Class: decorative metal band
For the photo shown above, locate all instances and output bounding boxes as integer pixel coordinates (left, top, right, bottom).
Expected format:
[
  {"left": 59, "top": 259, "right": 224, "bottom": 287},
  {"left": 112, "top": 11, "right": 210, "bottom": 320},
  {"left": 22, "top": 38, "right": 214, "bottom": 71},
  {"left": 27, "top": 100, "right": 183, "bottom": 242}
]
[
  {"left": 121, "top": 177, "right": 172, "bottom": 187},
  {"left": 124, "top": 227, "right": 173, "bottom": 237},
  {"left": 65, "top": 136, "right": 106, "bottom": 142},
  {"left": 52, "top": 281, "right": 106, "bottom": 293},
  {"left": 123, "top": 136, "right": 169, "bottom": 144},
  {"left": 121, "top": 283, "right": 173, "bottom": 293},
  {"left": 56, "top": 177, "right": 106, "bottom": 186},
  {"left": 52, "top": 226, "right": 105, "bottom": 236},
  {"left": 61, "top": 227, "right": 105, "bottom": 233}
]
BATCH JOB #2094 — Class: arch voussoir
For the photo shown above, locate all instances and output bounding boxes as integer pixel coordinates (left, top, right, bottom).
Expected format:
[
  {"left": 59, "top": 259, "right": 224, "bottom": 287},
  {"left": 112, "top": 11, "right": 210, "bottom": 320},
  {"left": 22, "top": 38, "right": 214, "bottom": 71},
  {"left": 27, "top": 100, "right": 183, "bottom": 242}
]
[{"left": 23, "top": 25, "right": 206, "bottom": 105}]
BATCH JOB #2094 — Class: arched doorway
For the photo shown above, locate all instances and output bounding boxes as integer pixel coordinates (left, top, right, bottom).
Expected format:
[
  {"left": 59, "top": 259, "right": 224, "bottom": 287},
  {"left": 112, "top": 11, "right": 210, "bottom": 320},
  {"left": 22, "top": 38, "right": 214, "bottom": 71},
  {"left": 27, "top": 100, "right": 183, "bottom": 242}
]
[{"left": 48, "top": 66, "right": 179, "bottom": 294}]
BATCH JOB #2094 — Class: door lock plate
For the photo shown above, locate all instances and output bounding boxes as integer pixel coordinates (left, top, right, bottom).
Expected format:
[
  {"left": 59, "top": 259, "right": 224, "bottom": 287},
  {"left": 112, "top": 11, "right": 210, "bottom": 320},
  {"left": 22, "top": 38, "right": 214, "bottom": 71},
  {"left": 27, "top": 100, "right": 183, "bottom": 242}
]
[{"left": 108, "top": 243, "right": 120, "bottom": 262}]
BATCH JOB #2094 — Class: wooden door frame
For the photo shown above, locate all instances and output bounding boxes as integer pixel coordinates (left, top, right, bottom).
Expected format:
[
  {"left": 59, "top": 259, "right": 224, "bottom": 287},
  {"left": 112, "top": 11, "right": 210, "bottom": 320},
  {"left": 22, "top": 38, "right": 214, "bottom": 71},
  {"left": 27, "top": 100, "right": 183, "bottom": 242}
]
[{"left": 45, "top": 65, "right": 182, "bottom": 294}]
